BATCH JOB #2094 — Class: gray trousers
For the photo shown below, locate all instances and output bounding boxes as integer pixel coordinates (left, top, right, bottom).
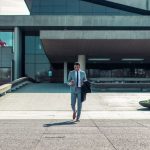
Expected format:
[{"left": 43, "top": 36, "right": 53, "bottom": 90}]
[{"left": 71, "top": 87, "right": 82, "bottom": 119}]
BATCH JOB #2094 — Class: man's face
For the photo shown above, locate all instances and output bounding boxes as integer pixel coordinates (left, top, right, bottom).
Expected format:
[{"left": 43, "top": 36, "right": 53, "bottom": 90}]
[{"left": 74, "top": 65, "right": 80, "bottom": 71}]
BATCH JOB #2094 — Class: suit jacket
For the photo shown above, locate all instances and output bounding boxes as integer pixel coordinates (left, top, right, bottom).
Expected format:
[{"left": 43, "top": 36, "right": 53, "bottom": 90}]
[
  {"left": 68, "top": 70, "right": 87, "bottom": 93},
  {"left": 81, "top": 81, "right": 91, "bottom": 102}
]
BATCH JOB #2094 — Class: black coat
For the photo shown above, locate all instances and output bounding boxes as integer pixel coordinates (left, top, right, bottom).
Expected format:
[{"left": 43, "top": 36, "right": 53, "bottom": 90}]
[{"left": 81, "top": 81, "right": 91, "bottom": 102}]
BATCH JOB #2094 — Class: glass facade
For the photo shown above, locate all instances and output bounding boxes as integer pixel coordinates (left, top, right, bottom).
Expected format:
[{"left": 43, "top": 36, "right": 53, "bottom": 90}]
[
  {"left": 87, "top": 63, "right": 150, "bottom": 82},
  {"left": 0, "top": 31, "right": 13, "bottom": 85},
  {"left": 30, "top": 0, "right": 135, "bottom": 15},
  {"left": 0, "top": 47, "right": 12, "bottom": 85},
  {"left": 0, "top": 32, "right": 13, "bottom": 47},
  {"left": 25, "top": 35, "right": 50, "bottom": 82},
  {"left": 0, "top": 68, "right": 11, "bottom": 85}
]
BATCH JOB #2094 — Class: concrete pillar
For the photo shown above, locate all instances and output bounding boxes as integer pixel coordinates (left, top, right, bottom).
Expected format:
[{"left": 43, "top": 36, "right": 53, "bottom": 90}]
[
  {"left": 64, "top": 62, "right": 68, "bottom": 83},
  {"left": 14, "top": 27, "right": 22, "bottom": 80},
  {"left": 78, "top": 55, "right": 86, "bottom": 71},
  {"left": 147, "top": 0, "right": 150, "bottom": 10}
]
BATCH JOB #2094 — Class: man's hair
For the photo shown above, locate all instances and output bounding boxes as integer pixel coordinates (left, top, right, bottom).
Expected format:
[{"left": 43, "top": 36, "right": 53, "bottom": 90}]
[{"left": 74, "top": 62, "right": 80, "bottom": 66}]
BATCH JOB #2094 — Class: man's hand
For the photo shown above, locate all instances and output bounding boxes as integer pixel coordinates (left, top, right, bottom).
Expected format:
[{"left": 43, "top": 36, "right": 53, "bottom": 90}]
[{"left": 69, "top": 80, "right": 75, "bottom": 86}]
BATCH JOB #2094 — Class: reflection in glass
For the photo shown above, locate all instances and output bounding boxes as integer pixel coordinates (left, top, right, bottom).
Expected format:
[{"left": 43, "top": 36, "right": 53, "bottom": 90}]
[
  {"left": 25, "top": 36, "right": 50, "bottom": 82},
  {"left": 0, "top": 32, "right": 13, "bottom": 47},
  {"left": 87, "top": 67, "right": 150, "bottom": 79},
  {"left": 0, "top": 68, "right": 11, "bottom": 85},
  {"left": 30, "top": 0, "right": 136, "bottom": 15}
]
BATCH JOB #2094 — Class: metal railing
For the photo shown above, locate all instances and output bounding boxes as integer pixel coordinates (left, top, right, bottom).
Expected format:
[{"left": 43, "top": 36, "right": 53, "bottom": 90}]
[
  {"left": 0, "top": 77, "right": 33, "bottom": 96},
  {"left": 89, "top": 78, "right": 150, "bottom": 92}
]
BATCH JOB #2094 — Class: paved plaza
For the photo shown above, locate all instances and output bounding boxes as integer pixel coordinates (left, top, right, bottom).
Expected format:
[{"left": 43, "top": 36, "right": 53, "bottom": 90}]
[
  {"left": 0, "top": 83, "right": 150, "bottom": 150},
  {"left": 0, "top": 119, "right": 150, "bottom": 150}
]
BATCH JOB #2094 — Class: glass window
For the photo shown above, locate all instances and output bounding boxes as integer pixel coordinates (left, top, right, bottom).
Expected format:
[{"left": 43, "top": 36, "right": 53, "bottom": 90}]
[
  {"left": 32, "top": 0, "right": 40, "bottom": 6},
  {"left": 39, "top": 6, "right": 53, "bottom": 13},
  {"left": 25, "top": 35, "right": 50, "bottom": 82},
  {"left": 67, "top": 5, "right": 79, "bottom": 13},
  {"left": 53, "top": 5, "right": 66, "bottom": 13},
  {"left": 0, "top": 32, "right": 13, "bottom": 47},
  {"left": 30, "top": 0, "right": 136, "bottom": 15},
  {"left": 79, "top": 1, "right": 93, "bottom": 13},
  {"left": 25, "top": 36, "right": 35, "bottom": 54},
  {"left": 25, "top": 54, "right": 35, "bottom": 63},
  {"left": 0, "top": 68, "right": 11, "bottom": 85},
  {"left": 35, "top": 55, "right": 49, "bottom": 63},
  {"left": 25, "top": 64, "right": 35, "bottom": 79},
  {"left": 31, "top": 6, "right": 39, "bottom": 13},
  {"left": 53, "top": 0, "right": 66, "bottom": 5}
]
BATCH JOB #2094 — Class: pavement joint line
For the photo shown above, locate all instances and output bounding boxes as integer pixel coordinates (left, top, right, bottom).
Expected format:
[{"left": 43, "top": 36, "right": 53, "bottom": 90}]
[
  {"left": 35, "top": 123, "right": 47, "bottom": 150},
  {"left": 34, "top": 134, "right": 44, "bottom": 150},
  {"left": 98, "top": 128, "right": 118, "bottom": 150},
  {"left": 91, "top": 118, "right": 118, "bottom": 150},
  {"left": 133, "top": 120, "right": 150, "bottom": 128}
]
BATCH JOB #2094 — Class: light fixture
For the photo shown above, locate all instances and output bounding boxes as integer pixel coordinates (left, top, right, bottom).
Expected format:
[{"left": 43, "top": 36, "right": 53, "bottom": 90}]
[
  {"left": 88, "top": 58, "right": 111, "bottom": 61},
  {"left": 121, "top": 58, "right": 144, "bottom": 61}
]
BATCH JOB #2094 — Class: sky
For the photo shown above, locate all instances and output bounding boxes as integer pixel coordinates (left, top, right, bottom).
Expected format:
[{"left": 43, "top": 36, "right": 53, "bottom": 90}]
[{"left": 0, "top": 0, "right": 29, "bottom": 15}]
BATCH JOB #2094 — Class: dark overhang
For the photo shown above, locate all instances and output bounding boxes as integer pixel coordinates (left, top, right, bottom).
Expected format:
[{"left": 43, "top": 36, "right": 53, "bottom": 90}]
[
  {"left": 40, "top": 30, "right": 150, "bottom": 63},
  {"left": 41, "top": 39, "right": 150, "bottom": 63}
]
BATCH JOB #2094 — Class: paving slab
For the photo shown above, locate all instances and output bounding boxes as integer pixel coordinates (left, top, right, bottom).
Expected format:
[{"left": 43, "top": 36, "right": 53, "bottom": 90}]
[
  {"left": 134, "top": 120, "right": 150, "bottom": 127},
  {"left": 102, "top": 133, "right": 150, "bottom": 150},
  {"left": 0, "top": 120, "right": 149, "bottom": 150},
  {"left": 98, "top": 127, "right": 150, "bottom": 135},
  {"left": 93, "top": 119, "right": 142, "bottom": 127},
  {"left": 0, "top": 138, "right": 39, "bottom": 150},
  {"left": 36, "top": 134, "right": 116, "bottom": 150}
]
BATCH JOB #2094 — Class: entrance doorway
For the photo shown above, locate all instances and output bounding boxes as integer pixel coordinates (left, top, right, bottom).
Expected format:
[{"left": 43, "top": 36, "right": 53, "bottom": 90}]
[{"left": 50, "top": 63, "right": 64, "bottom": 83}]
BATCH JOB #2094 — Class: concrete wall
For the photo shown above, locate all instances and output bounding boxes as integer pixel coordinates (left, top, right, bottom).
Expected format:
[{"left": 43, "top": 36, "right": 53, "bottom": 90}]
[
  {"left": 1, "top": 16, "right": 150, "bottom": 29},
  {"left": 40, "top": 30, "right": 150, "bottom": 40}
]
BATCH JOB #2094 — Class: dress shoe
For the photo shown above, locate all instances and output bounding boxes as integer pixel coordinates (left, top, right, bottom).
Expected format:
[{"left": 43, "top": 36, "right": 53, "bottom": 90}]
[
  {"left": 73, "top": 112, "right": 76, "bottom": 120},
  {"left": 75, "top": 118, "right": 80, "bottom": 122}
]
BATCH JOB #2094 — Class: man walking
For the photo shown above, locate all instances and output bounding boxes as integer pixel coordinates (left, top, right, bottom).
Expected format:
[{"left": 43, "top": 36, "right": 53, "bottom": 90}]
[{"left": 68, "top": 62, "right": 87, "bottom": 121}]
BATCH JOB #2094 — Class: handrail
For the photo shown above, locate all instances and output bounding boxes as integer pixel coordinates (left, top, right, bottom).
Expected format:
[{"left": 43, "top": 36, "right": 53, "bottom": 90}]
[
  {"left": 0, "top": 77, "right": 32, "bottom": 96},
  {"left": 10, "top": 77, "right": 35, "bottom": 88},
  {"left": 91, "top": 82, "right": 150, "bottom": 91},
  {"left": 10, "top": 77, "right": 29, "bottom": 88},
  {"left": 89, "top": 77, "right": 150, "bottom": 83},
  {"left": 0, "top": 84, "right": 12, "bottom": 95}
]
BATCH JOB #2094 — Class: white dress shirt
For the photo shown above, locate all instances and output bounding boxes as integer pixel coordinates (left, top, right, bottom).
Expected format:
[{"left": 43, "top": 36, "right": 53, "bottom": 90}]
[{"left": 75, "top": 70, "right": 81, "bottom": 87}]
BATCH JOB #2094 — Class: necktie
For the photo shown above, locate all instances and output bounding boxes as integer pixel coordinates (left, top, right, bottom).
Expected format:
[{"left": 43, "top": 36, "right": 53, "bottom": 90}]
[{"left": 77, "top": 71, "right": 78, "bottom": 87}]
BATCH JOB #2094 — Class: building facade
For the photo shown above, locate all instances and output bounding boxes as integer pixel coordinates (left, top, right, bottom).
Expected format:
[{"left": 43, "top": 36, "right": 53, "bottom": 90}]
[{"left": 1, "top": 0, "right": 150, "bottom": 84}]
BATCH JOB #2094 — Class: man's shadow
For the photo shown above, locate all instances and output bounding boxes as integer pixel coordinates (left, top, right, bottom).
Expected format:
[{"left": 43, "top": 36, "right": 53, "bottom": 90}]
[{"left": 43, "top": 120, "right": 76, "bottom": 127}]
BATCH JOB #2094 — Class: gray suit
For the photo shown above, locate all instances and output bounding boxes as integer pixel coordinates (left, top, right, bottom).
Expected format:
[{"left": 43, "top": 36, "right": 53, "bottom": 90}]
[{"left": 68, "top": 70, "right": 87, "bottom": 119}]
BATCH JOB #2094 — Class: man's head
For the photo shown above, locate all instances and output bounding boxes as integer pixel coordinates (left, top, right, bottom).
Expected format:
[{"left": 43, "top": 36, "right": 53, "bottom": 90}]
[{"left": 74, "top": 62, "right": 80, "bottom": 71}]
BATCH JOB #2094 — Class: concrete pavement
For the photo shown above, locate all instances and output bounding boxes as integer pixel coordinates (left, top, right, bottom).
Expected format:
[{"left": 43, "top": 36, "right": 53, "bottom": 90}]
[
  {"left": 0, "top": 83, "right": 150, "bottom": 150},
  {"left": 0, "top": 83, "right": 150, "bottom": 119},
  {"left": 0, "top": 119, "right": 150, "bottom": 150}
]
